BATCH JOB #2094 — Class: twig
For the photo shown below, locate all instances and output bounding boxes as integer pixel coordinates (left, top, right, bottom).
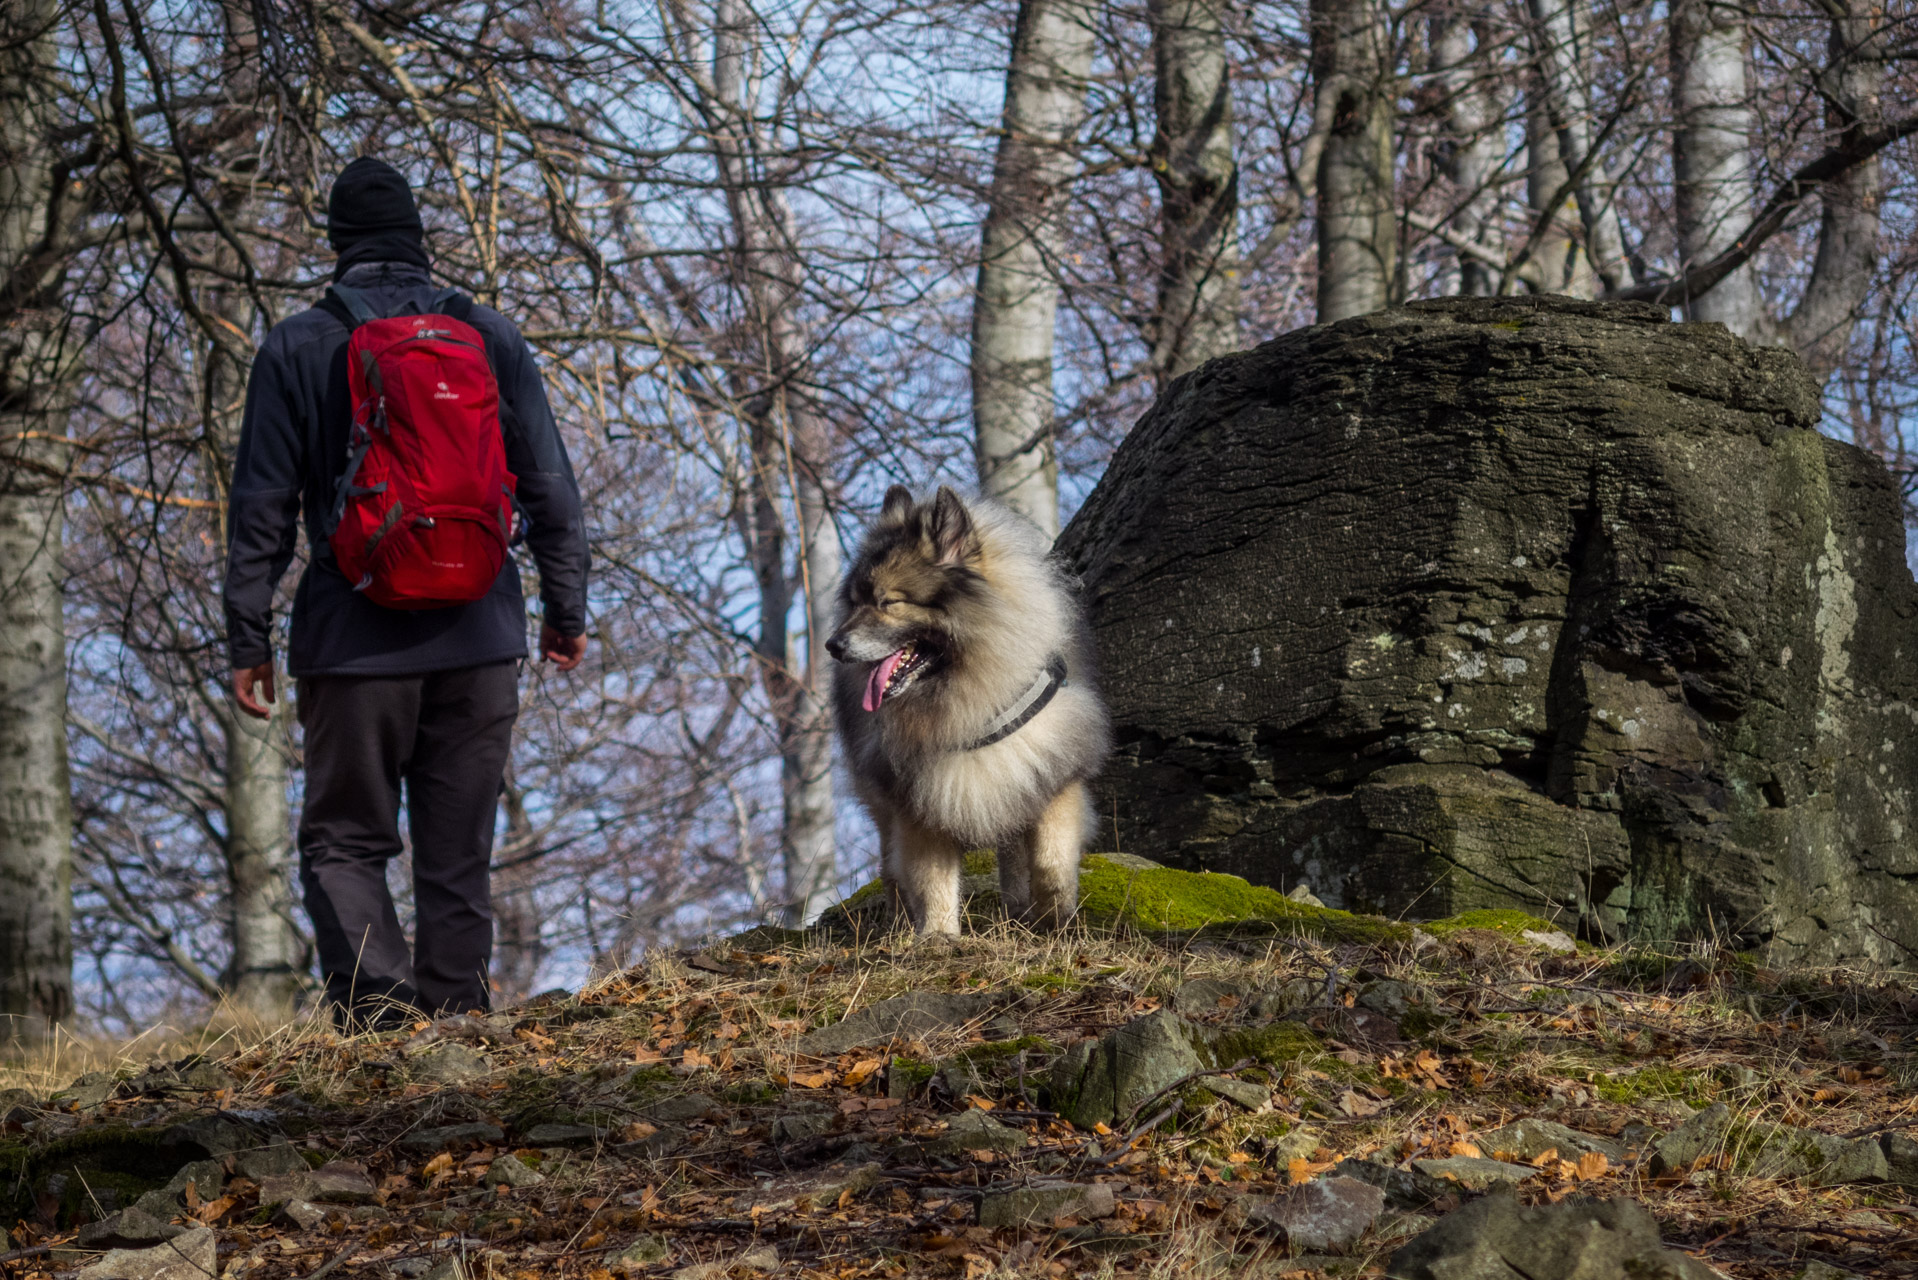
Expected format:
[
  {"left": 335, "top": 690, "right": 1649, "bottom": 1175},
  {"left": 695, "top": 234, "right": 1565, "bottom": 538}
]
[
  {"left": 1120, "top": 1058, "right": 1257, "bottom": 1132},
  {"left": 1093, "top": 1104, "right": 1178, "bottom": 1166},
  {"left": 305, "top": 1243, "right": 362, "bottom": 1279},
  {"left": 0, "top": 1244, "right": 53, "bottom": 1265}
]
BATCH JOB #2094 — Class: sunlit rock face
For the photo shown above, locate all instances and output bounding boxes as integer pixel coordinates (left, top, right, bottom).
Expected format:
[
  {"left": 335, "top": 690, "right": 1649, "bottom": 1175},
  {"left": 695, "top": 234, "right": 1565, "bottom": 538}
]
[{"left": 1058, "top": 295, "right": 1918, "bottom": 965}]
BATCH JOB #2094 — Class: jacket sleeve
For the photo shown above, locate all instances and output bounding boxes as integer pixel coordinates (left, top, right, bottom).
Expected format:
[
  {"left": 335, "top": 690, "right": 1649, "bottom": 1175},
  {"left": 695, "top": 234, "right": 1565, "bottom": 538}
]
[
  {"left": 222, "top": 342, "right": 305, "bottom": 670},
  {"left": 495, "top": 326, "right": 589, "bottom": 637}
]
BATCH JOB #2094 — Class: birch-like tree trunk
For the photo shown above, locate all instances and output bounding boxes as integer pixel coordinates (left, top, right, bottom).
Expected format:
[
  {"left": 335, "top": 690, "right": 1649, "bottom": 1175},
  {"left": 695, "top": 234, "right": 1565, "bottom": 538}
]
[
  {"left": 713, "top": 0, "right": 840, "bottom": 926},
  {"left": 1148, "top": 0, "right": 1240, "bottom": 380},
  {"left": 208, "top": 0, "right": 307, "bottom": 1020},
  {"left": 0, "top": 0, "right": 76, "bottom": 1040},
  {"left": 1672, "top": 0, "right": 1764, "bottom": 332},
  {"left": 1524, "top": 93, "right": 1595, "bottom": 296},
  {"left": 1311, "top": 0, "right": 1397, "bottom": 321},
  {"left": 971, "top": 0, "right": 1097, "bottom": 537},
  {"left": 1780, "top": 4, "right": 1884, "bottom": 382},
  {"left": 1526, "top": 0, "right": 1634, "bottom": 293},
  {"left": 1429, "top": 8, "right": 1502, "bottom": 297},
  {"left": 493, "top": 774, "right": 545, "bottom": 1002}
]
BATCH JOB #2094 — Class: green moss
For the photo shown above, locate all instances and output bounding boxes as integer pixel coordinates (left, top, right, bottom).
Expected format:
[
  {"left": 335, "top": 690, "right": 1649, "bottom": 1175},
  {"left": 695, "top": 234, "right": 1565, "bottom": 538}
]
[
  {"left": 1020, "top": 971, "right": 1076, "bottom": 993},
  {"left": 1209, "top": 1021, "right": 1323, "bottom": 1069},
  {"left": 1593, "top": 1064, "right": 1714, "bottom": 1106},
  {"left": 889, "top": 1057, "right": 935, "bottom": 1088},
  {"left": 1419, "top": 909, "right": 1564, "bottom": 940},
  {"left": 950, "top": 1035, "right": 1056, "bottom": 1064},
  {"left": 962, "top": 849, "right": 997, "bottom": 876}
]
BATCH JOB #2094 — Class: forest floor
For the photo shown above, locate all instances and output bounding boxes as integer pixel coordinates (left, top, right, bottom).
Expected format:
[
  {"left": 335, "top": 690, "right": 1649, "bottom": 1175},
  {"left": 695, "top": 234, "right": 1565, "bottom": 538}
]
[{"left": 3, "top": 870, "right": 1916, "bottom": 1280}]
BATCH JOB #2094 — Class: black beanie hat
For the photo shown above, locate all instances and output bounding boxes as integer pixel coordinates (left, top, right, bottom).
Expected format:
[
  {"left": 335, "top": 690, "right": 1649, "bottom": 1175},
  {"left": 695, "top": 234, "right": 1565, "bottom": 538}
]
[{"left": 327, "top": 157, "right": 430, "bottom": 279}]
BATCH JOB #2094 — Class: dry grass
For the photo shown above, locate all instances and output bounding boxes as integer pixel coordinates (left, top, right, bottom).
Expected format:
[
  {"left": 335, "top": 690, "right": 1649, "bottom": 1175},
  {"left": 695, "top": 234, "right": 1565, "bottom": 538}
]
[{"left": 4, "top": 913, "right": 1914, "bottom": 1278}]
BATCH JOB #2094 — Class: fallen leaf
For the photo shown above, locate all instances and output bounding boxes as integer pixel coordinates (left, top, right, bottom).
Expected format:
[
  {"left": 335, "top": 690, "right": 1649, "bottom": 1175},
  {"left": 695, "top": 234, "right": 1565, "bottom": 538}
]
[
  {"left": 1336, "top": 1089, "right": 1384, "bottom": 1117},
  {"left": 195, "top": 1196, "right": 236, "bottom": 1225},
  {"left": 1577, "top": 1151, "right": 1610, "bottom": 1180},
  {"left": 1528, "top": 1147, "right": 1560, "bottom": 1168},
  {"left": 841, "top": 1058, "right": 883, "bottom": 1089},
  {"left": 423, "top": 1153, "right": 455, "bottom": 1177},
  {"left": 1449, "top": 1141, "right": 1482, "bottom": 1158},
  {"left": 965, "top": 1095, "right": 996, "bottom": 1111},
  {"left": 1287, "top": 1158, "right": 1335, "bottom": 1185},
  {"left": 789, "top": 1070, "right": 833, "bottom": 1089},
  {"left": 622, "top": 1121, "right": 658, "bottom": 1142}
]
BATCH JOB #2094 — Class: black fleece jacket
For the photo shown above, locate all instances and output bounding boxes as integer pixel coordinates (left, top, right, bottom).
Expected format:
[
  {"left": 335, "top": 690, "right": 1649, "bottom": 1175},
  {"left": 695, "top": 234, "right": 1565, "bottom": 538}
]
[{"left": 223, "top": 261, "right": 589, "bottom": 677}]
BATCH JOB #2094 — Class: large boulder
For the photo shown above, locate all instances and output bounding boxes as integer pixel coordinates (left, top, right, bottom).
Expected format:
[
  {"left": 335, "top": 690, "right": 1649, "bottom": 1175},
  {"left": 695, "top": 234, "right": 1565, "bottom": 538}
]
[{"left": 1056, "top": 296, "right": 1918, "bottom": 964}]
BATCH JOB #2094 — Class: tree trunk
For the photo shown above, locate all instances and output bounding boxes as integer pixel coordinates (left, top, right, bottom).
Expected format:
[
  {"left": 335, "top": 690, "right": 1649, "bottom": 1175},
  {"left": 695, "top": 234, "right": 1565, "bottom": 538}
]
[
  {"left": 1672, "top": 0, "right": 1765, "bottom": 334},
  {"left": 207, "top": 0, "right": 307, "bottom": 1019},
  {"left": 713, "top": 0, "right": 840, "bottom": 926},
  {"left": 1523, "top": 87, "right": 1594, "bottom": 296},
  {"left": 1526, "top": 0, "right": 1634, "bottom": 293},
  {"left": 1781, "top": 4, "right": 1883, "bottom": 383},
  {"left": 971, "top": 0, "right": 1097, "bottom": 537},
  {"left": 1312, "top": 0, "right": 1397, "bottom": 322},
  {"left": 221, "top": 702, "right": 306, "bottom": 1018},
  {"left": 1429, "top": 7, "right": 1502, "bottom": 297},
  {"left": 0, "top": 0, "right": 76, "bottom": 1041},
  {"left": 1148, "top": 0, "right": 1240, "bottom": 381},
  {"left": 493, "top": 775, "right": 545, "bottom": 1003}
]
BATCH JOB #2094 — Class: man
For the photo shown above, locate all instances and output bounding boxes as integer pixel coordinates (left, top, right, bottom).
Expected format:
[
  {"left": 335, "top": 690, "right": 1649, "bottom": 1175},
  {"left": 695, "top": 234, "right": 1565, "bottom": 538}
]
[{"left": 223, "top": 157, "right": 589, "bottom": 1027}]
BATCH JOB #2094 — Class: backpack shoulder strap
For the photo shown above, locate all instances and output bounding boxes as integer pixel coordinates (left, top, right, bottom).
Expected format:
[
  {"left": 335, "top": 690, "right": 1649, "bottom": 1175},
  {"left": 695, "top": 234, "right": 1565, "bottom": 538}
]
[
  {"left": 429, "top": 288, "right": 474, "bottom": 322},
  {"left": 429, "top": 290, "right": 527, "bottom": 451},
  {"left": 319, "top": 283, "right": 380, "bottom": 331}
]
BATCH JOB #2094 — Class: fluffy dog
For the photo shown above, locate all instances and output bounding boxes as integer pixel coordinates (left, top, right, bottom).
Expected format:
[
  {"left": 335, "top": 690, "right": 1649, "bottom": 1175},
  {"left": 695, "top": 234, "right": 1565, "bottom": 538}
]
[{"left": 827, "top": 485, "right": 1111, "bottom": 935}]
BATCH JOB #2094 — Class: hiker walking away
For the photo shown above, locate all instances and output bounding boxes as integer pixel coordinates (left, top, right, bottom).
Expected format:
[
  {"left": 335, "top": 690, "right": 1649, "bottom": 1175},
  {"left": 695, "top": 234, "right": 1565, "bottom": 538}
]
[{"left": 222, "top": 158, "right": 589, "bottom": 1028}]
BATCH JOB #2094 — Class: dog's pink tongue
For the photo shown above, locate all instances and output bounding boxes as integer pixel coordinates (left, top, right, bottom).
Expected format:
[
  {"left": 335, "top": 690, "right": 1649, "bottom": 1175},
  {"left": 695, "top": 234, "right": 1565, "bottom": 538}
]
[{"left": 864, "top": 650, "right": 906, "bottom": 712}]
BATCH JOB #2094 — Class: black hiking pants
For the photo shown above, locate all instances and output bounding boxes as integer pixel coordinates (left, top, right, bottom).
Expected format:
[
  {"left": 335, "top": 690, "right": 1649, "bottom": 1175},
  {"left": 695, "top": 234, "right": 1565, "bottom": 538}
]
[{"left": 297, "top": 660, "right": 519, "bottom": 1026}]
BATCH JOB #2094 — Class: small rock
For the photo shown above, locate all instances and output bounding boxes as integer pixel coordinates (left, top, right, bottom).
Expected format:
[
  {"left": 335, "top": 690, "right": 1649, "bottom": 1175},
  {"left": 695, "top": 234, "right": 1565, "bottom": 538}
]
[
  {"left": 1286, "top": 883, "right": 1326, "bottom": 908},
  {"left": 160, "top": 1112, "right": 271, "bottom": 1157},
  {"left": 401, "top": 1122, "right": 506, "bottom": 1154},
  {"left": 276, "top": 1199, "right": 330, "bottom": 1230},
  {"left": 389, "top": 1260, "right": 435, "bottom": 1278},
  {"left": 132, "top": 1158, "right": 226, "bottom": 1219},
  {"left": 736, "top": 1245, "right": 780, "bottom": 1272},
  {"left": 1386, "top": 1192, "right": 1720, "bottom": 1280},
  {"left": 258, "top": 1160, "right": 376, "bottom": 1205},
  {"left": 771, "top": 1112, "right": 833, "bottom": 1145},
  {"left": 1793, "top": 1263, "right": 1864, "bottom": 1280},
  {"left": 1356, "top": 981, "right": 1432, "bottom": 1021},
  {"left": 614, "top": 1127, "right": 687, "bottom": 1160},
  {"left": 917, "top": 1109, "right": 1027, "bottom": 1158},
  {"left": 56, "top": 1071, "right": 120, "bottom": 1110},
  {"left": 977, "top": 1181, "right": 1116, "bottom": 1229},
  {"left": 981, "top": 1014, "right": 1022, "bottom": 1041},
  {"left": 1263, "top": 1125, "right": 1322, "bottom": 1166},
  {"left": 77, "top": 1207, "right": 185, "bottom": 1250},
  {"left": 521, "top": 1122, "right": 603, "bottom": 1146},
  {"left": 1520, "top": 928, "right": 1577, "bottom": 953},
  {"left": 483, "top": 1154, "right": 545, "bottom": 1188},
  {"left": 1645, "top": 1101, "right": 1731, "bottom": 1176},
  {"left": 174, "top": 1061, "right": 238, "bottom": 1092},
  {"left": 1330, "top": 1158, "right": 1456, "bottom": 1210},
  {"left": 75, "top": 1227, "right": 217, "bottom": 1280},
  {"left": 410, "top": 1043, "right": 491, "bottom": 1085},
  {"left": 796, "top": 991, "right": 1010, "bottom": 1056},
  {"left": 231, "top": 1143, "right": 309, "bottom": 1180},
  {"left": 1204, "top": 1075, "right": 1269, "bottom": 1110},
  {"left": 1884, "top": 1132, "right": 1918, "bottom": 1186},
  {"left": 1170, "top": 978, "right": 1253, "bottom": 1016},
  {"left": 420, "top": 1260, "right": 468, "bottom": 1280},
  {"left": 1410, "top": 1155, "right": 1538, "bottom": 1191},
  {"left": 0, "top": 1086, "right": 40, "bottom": 1113},
  {"left": 1474, "top": 1118, "right": 1624, "bottom": 1164},
  {"left": 1227, "top": 1176, "right": 1384, "bottom": 1251},
  {"left": 732, "top": 1162, "right": 880, "bottom": 1214},
  {"left": 1049, "top": 1008, "right": 1208, "bottom": 1130},
  {"left": 609, "top": 1233, "right": 673, "bottom": 1273},
  {"left": 636, "top": 1093, "right": 718, "bottom": 1124},
  {"left": 671, "top": 1266, "right": 728, "bottom": 1280},
  {"left": 939, "top": 1060, "right": 983, "bottom": 1098}
]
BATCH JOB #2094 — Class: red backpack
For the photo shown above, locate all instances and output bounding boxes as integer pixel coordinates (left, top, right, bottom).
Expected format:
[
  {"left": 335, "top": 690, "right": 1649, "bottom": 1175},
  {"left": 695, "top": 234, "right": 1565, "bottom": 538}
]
[{"left": 321, "top": 284, "right": 518, "bottom": 610}]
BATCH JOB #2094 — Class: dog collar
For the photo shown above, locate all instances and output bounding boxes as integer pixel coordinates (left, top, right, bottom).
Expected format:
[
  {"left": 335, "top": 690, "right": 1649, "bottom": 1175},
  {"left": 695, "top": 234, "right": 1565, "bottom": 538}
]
[{"left": 965, "top": 654, "right": 1068, "bottom": 750}]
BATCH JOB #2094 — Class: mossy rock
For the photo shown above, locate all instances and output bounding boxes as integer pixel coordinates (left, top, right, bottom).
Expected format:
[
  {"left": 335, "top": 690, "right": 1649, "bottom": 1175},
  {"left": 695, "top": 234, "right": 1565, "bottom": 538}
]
[
  {"left": 1419, "top": 909, "right": 1566, "bottom": 941},
  {"left": 0, "top": 1123, "right": 213, "bottom": 1227}
]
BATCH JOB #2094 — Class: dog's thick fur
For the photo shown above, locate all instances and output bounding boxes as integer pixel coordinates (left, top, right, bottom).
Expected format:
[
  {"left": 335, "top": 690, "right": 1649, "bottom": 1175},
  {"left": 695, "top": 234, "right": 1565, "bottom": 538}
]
[{"left": 827, "top": 486, "right": 1111, "bottom": 935}]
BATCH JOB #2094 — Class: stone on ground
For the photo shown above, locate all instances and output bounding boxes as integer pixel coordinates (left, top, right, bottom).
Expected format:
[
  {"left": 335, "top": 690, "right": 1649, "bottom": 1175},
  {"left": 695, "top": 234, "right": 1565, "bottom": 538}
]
[
  {"left": 400, "top": 1122, "right": 505, "bottom": 1154},
  {"left": 796, "top": 991, "right": 1010, "bottom": 1056},
  {"left": 76, "top": 1207, "right": 185, "bottom": 1250},
  {"left": 231, "top": 1143, "right": 309, "bottom": 1180},
  {"left": 75, "top": 1227, "right": 217, "bottom": 1280},
  {"left": 1386, "top": 1193, "right": 1720, "bottom": 1280},
  {"left": 409, "top": 1043, "right": 491, "bottom": 1085},
  {"left": 1226, "top": 1175, "right": 1384, "bottom": 1251},
  {"left": 1410, "top": 1155, "right": 1538, "bottom": 1192},
  {"left": 609, "top": 1234, "right": 672, "bottom": 1273},
  {"left": 257, "top": 1160, "right": 376, "bottom": 1205},
  {"left": 1646, "top": 1102, "right": 1732, "bottom": 1176},
  {"left": 731, "top": 1162, "right": 880, "bottom": 1215},
  {"left": 1056, "top": 294, "right": 1918, "bottom": 966},
  {"left": 483, "top": 1154, "right": 544, "bottom": 1187},
  {"left": 1048, "top": 1008, "right": 1206, "bottom": 1130},
  {"left": 1475, "top": 1118, "right": 1623, "bottom": 1164},
  {"left": 976, "top": 1181, "right": 1116, "bottom": 1229},
  {"left": 916, "top": 1108, "right": 1027, "bottom": 1158}
]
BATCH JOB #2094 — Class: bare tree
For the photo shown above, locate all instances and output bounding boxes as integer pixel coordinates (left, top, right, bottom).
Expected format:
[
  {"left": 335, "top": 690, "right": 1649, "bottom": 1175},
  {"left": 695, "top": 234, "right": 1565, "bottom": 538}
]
[
  {"left": 973, "top": 0, "right": 1099, "bottom": 536},
  {"left": 1311, "top": 0, "right": 1396, "bottom": 320},
  {"left": 0, "top": 0, "right": 87, "bottom": 1039},
  {"left": 1148, "top": 0, "right": 1240, "bottom": 378}
]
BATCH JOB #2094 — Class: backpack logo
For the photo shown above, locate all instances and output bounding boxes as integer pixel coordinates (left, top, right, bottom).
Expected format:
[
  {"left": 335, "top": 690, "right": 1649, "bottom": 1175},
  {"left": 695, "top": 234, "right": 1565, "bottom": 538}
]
[{"left": 434, "top": 380, "right": 459, "bottom": 401}]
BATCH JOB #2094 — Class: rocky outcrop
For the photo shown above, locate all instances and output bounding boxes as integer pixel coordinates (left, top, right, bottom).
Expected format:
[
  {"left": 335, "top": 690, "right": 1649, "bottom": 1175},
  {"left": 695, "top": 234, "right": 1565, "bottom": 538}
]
[{"left": 1058, "top": 296, "right": 1918, "bottom": 963}]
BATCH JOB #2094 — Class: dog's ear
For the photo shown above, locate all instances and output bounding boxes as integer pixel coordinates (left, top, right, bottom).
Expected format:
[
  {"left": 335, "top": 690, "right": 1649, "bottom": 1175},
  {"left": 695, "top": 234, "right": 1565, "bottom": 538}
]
[
  {"left": 927, "top": 486, "right": 976, "bottom": 566},
  {"left": 878, "top": 484, "right": 914, "bottom": 529}
]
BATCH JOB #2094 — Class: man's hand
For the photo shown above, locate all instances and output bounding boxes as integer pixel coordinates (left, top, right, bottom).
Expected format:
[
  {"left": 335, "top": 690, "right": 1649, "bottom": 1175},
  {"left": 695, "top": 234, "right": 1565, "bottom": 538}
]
[
  {"left": 540, "top": 624, "right": 588, "bottom": 671},
  {"left": 233, "top": 663, "right": 276, "bottom": 720}
]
